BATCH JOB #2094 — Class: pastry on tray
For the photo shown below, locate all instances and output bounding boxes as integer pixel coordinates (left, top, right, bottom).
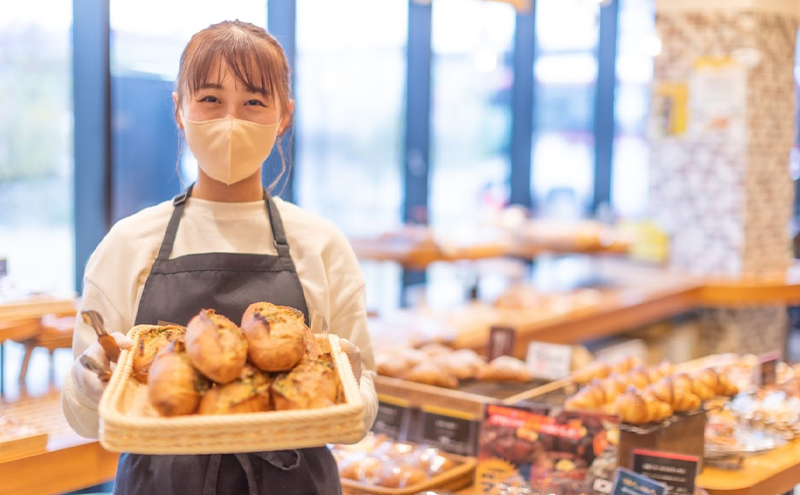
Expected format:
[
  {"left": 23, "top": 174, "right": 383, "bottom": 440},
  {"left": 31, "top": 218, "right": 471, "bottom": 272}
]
[
  {"left": 241, "top": 302, "right": 305, "bottom": 372},
  {"left": 131, "top": 324, "right": 186, "bottom": 383},
  {"left": 198, "top": 366, "right": 273, "bottom": 415},
  {"left": 648, "top": 375, "right": 702, "bottom": 413},
  {"left": 401, "top": 361, "right": 458, "bottom": 389},
  {"left": 148, "top": 339, "right": 208, "bottom": 416},
  {"left": 432, "top": 349, "right": 487, "bottom": 380},
  {"left": 477, "top": 356, "right": 533, "bottom": 382},
  {"left": 615, "top": 387, "right": 672, "bottom": 425},
  {"left": 185, "top": 309, "right": 248, "bottom": 384}
]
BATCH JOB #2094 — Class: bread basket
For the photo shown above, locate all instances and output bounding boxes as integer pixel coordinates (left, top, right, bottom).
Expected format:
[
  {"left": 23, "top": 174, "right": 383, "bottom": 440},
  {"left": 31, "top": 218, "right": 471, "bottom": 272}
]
[{"left": 98, "top": 325, "right": 366, "bottom": 454}]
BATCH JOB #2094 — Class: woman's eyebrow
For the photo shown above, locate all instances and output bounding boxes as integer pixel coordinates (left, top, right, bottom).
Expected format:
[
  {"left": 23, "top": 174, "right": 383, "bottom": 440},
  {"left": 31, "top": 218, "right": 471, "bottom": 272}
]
[{"left": 197, "top": 83, "right": 224, "bottom": 90}]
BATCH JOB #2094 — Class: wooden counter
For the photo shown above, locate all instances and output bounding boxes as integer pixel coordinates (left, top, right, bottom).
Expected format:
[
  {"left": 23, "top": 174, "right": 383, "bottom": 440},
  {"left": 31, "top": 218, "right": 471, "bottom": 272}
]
[
  {"left": 697, "top": 440, "right": 800, "bottom": 495},
  {"left": 0, "top": 391, "right": 119, "bottom": 495}
]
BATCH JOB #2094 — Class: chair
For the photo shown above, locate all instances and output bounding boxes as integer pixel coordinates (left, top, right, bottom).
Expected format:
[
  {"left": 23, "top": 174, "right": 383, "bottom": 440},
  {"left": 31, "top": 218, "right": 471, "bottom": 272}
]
[{"left": 18, "top": 314, "right": 75, "bottom": 384}]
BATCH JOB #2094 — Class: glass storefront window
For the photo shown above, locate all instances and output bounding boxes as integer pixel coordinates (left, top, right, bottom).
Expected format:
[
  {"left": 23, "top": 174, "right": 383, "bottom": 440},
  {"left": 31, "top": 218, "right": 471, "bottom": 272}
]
[
  {"left": 295, "top": 0, "right": 407, "bottom": 313},
  {"left": 0, "top": 2, "right": 74, "bottom": 296},
  {"left": 426, "top": 0, "right": 515, "bottom": 308},
  {"left": 430, "top": 0, "right": 515, "bottom": 233},
  {"left": 532, "top": 0, "right": 599, "bottom": 219},
  {"left": 612, "top": 0, "right": 656, "bottom": 219}
]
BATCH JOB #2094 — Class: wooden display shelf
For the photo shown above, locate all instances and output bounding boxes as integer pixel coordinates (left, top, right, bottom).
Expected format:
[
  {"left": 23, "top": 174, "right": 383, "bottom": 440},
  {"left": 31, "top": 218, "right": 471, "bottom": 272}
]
[
  {"left": 349, "top": 237, "right": 508, "bottom": 269},
  {"left": 698, "top": 262, "right": 800, "bottom": 307},
  {"left": 0, "top": 390, "right": 119, "bottom": 495}
]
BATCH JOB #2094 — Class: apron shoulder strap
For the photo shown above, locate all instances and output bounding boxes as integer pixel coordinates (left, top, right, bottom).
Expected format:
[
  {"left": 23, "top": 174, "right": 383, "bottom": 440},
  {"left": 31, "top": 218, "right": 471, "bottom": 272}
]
[
  {"left": 156, "top": 184, "right": 193, "bottom": 261},
  {"left": 263, "top": 190, "right": 292, "bottom": 258}
]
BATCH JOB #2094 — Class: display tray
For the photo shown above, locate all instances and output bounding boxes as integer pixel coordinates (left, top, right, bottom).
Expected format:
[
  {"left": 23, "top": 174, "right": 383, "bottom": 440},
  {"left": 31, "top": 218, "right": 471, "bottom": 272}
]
[
  {"left": 341, "top": 453, "right": 476, "bottom": 495},
  {"left": 98, "top": 325, "right": 366, "bottom": 455},
  {"left": 375, "top": 375, "right": 555, "bottom": 417}
]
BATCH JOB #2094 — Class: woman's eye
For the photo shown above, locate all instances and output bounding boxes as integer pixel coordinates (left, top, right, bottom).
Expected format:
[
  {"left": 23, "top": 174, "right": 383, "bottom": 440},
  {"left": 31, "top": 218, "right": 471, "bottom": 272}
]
[
  {"left": 245, "top": 99, "right": 266, "bottom": 107},
  {"left": 200, "top": 95, "right": 219, "bottom": 103}
]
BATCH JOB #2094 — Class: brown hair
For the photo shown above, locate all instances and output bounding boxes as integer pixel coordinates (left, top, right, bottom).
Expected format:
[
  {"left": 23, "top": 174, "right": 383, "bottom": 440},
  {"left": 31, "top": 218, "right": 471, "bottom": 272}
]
[{"left": 175, "top": 20, "right": 292, "bottom": 191}]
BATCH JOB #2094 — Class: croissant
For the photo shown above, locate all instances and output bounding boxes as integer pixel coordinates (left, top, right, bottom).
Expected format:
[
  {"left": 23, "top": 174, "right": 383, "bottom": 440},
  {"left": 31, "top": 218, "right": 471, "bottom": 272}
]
[
  {"left": 615, "top": 387, "right": 672, "bottom": 425},
  {"left": 565, "top": 379, "right": 607, "bottom": 411},
  {"left": 646, "top": 361, "right": 675, "bottom": 384},
  {"left": 649, "top": 375, "right": 701, "bottom": 412},
  {"left": 600, "top": 374, "right": 629, "bottom": 403},
  {"left": 572, "top": 361, "right": 612, "bottom": 385},
  {"left": 693, "top": 368, "right": 739, "bottom": 397},
  {"left": 625, "top": 366, "right": 651, "bottom": 390},
  {"left": 613, "top": 356, "right": 644, "bottom": 375}
]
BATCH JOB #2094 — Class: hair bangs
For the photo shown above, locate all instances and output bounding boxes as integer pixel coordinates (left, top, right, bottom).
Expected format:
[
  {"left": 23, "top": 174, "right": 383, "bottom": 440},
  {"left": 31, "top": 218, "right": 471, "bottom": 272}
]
[{"left": 181, "top": 30, "right": 284, "bottom": 100}]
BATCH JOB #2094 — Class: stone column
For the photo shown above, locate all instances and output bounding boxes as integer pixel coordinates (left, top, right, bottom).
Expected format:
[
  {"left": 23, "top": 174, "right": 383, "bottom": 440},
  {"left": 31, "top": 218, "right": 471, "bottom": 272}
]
[{"left": 648, "top": 0, "right": 799, "bottom": 356}]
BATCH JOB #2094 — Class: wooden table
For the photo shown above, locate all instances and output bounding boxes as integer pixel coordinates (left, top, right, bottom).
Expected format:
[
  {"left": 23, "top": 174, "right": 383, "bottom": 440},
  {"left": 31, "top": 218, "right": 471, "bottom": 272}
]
[{"left": 0, "top": 391, "right": 119, "bottom": 495}]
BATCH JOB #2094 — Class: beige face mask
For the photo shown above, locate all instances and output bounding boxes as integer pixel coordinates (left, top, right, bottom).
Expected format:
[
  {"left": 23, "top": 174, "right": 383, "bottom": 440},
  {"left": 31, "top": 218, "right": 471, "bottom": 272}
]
[{"left": 183, "top": 116, "right": 280, "bottom": 185}]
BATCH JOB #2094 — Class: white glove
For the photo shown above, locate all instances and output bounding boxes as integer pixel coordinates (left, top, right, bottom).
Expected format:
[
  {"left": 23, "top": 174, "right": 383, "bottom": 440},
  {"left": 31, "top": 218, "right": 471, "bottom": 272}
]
[
  {"left": 70, "top": 332, "right": 133, "bottom": 408},
  {"left": 339, "top": 338, "right": 362, "bottom": 383}
]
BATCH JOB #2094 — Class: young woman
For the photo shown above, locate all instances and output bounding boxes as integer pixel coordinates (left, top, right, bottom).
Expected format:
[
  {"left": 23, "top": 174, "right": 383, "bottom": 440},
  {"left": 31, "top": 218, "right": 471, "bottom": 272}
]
[{"left": 62, "top": 20, "right": 378, "bottom": 495}]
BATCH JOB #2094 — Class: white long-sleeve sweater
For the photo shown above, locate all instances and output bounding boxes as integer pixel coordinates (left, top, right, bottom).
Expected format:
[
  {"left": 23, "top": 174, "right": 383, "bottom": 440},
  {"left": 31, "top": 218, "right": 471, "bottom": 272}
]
[{"left": 62, "top": 195, "right": 378, "bottom": 439}]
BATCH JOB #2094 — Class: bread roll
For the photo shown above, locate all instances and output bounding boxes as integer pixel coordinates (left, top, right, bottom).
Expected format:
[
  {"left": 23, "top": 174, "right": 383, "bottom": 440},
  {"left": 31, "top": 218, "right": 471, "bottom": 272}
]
[
  {"left": 377, "top": 464, "right": 428, "bottom": 488},
  {"left": 615, "top": 387, "right": 672, "bottom": 425},
  {"left": 241, "top": 302, "right": 305, "bottom": 372},
  {"left": 272, "top": 355, "right": 339, "bottom": 410},
  {"left": 402, "top": 361, "right": 458, "bottom": 388},
  {"left": 198, "top": 366, "right": 272, "bottom": 415},
  {"left": 148, "top": 339, "right": 207, "bottom": 416},
  {"left": 186, "top": 309, "right": 247, "bottom": 384},
  {"left": 132, "top": 325, "right": 186, "bottom": 383}
]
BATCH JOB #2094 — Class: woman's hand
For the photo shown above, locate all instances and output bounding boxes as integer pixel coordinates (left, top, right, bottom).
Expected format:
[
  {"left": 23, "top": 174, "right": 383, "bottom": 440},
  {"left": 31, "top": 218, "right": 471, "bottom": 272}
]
[
  {"left": 338, "top": 338, "right": 362, "bottom": 383},
  {"left": 71, "top": 332, "right": 133, "bottom": 407}
]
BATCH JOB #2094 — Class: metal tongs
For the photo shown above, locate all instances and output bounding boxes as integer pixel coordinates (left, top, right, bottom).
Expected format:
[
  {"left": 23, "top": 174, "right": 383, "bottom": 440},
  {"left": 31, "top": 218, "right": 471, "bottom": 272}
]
[{"left": 79, "top": 310, "right": 121, "bottom": 382}]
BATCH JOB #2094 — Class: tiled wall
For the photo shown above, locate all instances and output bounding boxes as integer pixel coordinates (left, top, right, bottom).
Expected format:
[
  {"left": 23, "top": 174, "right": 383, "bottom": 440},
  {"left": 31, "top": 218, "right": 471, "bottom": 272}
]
[
  {"left": 649, "top": 9, "right": 797, "bottom": 355},
  {"left": 649, "top": 10, "right": 797, "bottom": 278}
]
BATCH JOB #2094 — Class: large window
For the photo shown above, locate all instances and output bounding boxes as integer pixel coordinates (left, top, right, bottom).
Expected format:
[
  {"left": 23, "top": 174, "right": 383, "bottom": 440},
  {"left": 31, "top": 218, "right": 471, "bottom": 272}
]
[
  {"left": 110, "top": 0, "right": 267, "bottom": 222},
  {"left": 295, "top": 0, "right": 408, "bottom": 313},
  {"left": 426, "top": 0, "right": 516, "bottom": 308},
  {"left": 0, "top": 2, "right": 74, "bottom": 296},
  {"left": 612, "top": 0, "right": 655, "bottom": 219},
  {"left": 430, "top": 0, "right": 515, "bottom": 233},
  {"left": 532, "top": 0, "right": 599, "bottom": 219}
]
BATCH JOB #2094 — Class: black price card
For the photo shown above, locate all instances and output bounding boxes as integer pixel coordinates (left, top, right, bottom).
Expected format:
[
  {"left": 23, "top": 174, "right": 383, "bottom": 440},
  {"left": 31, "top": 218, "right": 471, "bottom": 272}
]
[
  {"left": 759, "top": 350, "right": 780, "bottom": 387},
  {"left": 611, "top": 467, "right": 669, "bottom": 495},
  {"left": 372, "top": 395, "right": 412, "bottom": 440},
  {"left": 632, "top": 449, "right": 698, "bottom": 495},
  {"left": 487, "top": 326, "right": 516, "bottom": 361},
  {"left": 410, "top": 405, "right": 480, "bottom": 456}
]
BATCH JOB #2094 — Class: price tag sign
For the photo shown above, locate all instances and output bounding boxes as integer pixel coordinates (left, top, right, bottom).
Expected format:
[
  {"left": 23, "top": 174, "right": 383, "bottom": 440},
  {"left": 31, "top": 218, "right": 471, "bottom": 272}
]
[
  {"left": 758, "top": 350, "right": 780, "bottom": 387},
  {"left": 526, "top": 342, "right": 573, "bottom": 381},
  {"left": 611, "top": 467, "right": 669, "bottom": 495},
  {"left": 372, "top": 395, "right": 412, "bottom": 440},
  {"left": 487, "top": 326, "right": 516, "bottom": 361},
  {"left": 633, "top": 450, "right": 698, "bottom": 495},
  {"left": 410, "top": 406, "right": 480, "bottom": 456}
]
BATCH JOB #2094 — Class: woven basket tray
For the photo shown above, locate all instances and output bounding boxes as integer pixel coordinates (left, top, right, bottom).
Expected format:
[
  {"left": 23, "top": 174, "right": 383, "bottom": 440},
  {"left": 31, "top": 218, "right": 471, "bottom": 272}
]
[
  {"left": 341, "top": 454, "right": 476, "bottom": 495},
  {"left": 98, "top": 325, "right": 366, "bottom": 454}
]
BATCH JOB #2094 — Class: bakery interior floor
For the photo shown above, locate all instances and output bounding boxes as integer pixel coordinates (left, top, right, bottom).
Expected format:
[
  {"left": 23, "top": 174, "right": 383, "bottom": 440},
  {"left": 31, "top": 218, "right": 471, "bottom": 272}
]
[{"left": 4, "top": 324, "right": 800, "bottom": 495}]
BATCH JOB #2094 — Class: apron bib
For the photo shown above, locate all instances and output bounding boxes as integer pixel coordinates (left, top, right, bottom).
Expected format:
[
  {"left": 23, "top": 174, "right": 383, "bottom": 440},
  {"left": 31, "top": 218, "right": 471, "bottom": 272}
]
[{"left": 114, "top": 185, "right": 341, "bottom": 495}]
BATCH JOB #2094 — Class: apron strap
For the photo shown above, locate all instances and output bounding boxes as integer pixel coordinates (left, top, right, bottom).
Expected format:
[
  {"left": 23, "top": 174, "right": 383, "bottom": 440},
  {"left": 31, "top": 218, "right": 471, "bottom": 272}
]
[
  {"left": 156, "top": 184, "right": 194, "bottom": 261},
  {"left": 263, "top": 190, "right": 292, "bottom": 259},
  {"left": 156, "top": 184, "right": 292, "bottom": 261}
]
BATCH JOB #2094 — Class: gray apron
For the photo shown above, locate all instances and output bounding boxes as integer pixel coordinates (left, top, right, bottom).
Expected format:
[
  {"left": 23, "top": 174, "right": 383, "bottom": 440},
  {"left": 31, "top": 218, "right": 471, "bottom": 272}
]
[{"left": 114, "top": 185, "right": 341, "bottom": 495}]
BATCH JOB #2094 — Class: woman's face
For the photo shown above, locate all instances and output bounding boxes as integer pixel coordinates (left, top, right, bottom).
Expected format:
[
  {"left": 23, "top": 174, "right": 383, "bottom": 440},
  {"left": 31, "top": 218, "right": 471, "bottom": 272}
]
[{"left": 175, "top": 61, "right": 289, "bottom": 131}]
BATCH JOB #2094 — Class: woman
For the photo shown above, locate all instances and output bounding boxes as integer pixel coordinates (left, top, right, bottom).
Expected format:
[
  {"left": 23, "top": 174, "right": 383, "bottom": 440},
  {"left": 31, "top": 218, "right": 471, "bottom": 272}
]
[{"left": 62, "top": 20, "right": 378, "bottom": 495}]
